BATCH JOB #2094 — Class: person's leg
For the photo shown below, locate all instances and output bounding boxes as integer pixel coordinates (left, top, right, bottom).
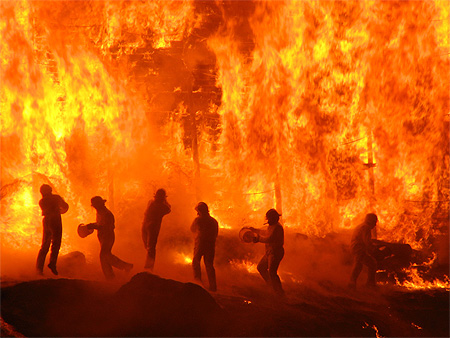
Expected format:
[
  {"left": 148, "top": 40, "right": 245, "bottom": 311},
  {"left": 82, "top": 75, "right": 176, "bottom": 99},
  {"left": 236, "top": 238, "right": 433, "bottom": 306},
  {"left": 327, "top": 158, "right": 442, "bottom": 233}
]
[
  {"left": 257, "top": 254, "right": 270, "bottom": 285},
  {"left": 268, "top": 250, "right": 284, "bottom": 295},
  {"left": 48, "top": 222, "right": 62, "bottom": 275},
  {"left": 363, "top": 254, "right": 377, "bottom": 286},
  {"left": 192, "top": 244, "right": 203, "bottom": 282},
  {"left": 142, "top": 226, "right": 151, "bottom": 268},
  {"left": 110, "top": 253, "right": 133, "bottom": 271},
  {"left": 36, "top": 227, "right": 51, "bottom": 274},
  {"left": 145, "top": 229, "right": 159, "bottom": 270},
  {"left": 100, "top": 240, "right": 115, "bottom": 280},
  {"left": 204, "top": 245, "right": 216, "bottom": 291},
  {"left": 350, "top": 255, "right": 363, "bottom": 287}
]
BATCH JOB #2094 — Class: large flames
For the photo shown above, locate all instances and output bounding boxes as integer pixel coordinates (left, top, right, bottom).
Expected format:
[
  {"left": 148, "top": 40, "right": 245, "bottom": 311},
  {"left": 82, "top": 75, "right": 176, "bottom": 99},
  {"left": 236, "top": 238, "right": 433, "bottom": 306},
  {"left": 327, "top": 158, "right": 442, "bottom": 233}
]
[{"left": 1, "top": 1, "right": 449, "bottom": 287}]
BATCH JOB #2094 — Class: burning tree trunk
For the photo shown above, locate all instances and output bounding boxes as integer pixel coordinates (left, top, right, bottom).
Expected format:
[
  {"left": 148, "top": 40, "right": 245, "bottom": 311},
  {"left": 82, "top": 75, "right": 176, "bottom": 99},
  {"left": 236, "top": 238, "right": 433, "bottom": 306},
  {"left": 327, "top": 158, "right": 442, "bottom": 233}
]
[
  {"left": 187, "top": 79, "right": 202, "bottom": 200},
  {"left": 274, "top": 172, "right": 283, "bottom": 216},
  {"left": 367, "top": 129, "right": 377, "bottom": 239}
]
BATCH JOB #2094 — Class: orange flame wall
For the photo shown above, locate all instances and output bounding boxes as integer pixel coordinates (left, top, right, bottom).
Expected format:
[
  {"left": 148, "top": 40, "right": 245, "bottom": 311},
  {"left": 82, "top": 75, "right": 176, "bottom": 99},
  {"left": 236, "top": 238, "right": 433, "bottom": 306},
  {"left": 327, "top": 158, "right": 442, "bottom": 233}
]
[
  {"left": 209, "top": 0, "right": 450, "bottom": 247},
  {"left": 1, "top": 1, "right": 449, "bottom": 256}
]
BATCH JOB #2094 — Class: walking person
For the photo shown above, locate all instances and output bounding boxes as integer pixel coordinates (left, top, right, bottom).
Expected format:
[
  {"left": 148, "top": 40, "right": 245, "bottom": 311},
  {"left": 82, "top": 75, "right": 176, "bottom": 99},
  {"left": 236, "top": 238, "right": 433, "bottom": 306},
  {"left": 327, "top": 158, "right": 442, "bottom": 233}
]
[
  {"left": 190, "top": 202, "right": 218, "bottom": 292},
  {"left": 142, "top": 188, "right": 171, "bottom": 270},
  {"left": 250, "top": 208, "right": 285, "bottom": 296},
  {"left": 86, "top": 196, "right": 133, "bottom": 280},
  {"left": 36, "top": 184, "right": 69, "bottom": 276}
]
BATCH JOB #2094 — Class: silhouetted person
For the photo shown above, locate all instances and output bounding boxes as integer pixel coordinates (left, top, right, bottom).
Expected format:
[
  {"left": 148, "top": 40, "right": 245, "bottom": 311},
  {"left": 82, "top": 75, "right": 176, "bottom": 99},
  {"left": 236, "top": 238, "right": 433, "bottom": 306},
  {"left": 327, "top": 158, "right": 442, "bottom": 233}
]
[
  {"left": 191, "top": 202, "right": 218, "bottom": 292},
  {"left": 86, "top": 196, "right": 133, "bottom": 280},
  {"left": 36, "top": 184, "right": 69, "bottom": 276},
  {"left": 142, "top": 188, "right": 171, "bottom": 270},
  {"left": 349, "top": 213, "right": 378, "bottom": 289},
  {"left": 251, "top": 209, "right": 285, "bottom": 296}
]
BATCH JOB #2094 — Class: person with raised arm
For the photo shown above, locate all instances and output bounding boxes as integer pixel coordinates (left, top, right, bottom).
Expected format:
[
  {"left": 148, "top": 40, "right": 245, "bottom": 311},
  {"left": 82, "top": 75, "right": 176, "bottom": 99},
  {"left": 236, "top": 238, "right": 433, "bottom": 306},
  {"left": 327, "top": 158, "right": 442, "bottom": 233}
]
[
  {"left": 142, "top": 188, "right": 171, "bottom": 270},
  {"left": 36, "top": 184, "right": 69, "bottom": 276}
]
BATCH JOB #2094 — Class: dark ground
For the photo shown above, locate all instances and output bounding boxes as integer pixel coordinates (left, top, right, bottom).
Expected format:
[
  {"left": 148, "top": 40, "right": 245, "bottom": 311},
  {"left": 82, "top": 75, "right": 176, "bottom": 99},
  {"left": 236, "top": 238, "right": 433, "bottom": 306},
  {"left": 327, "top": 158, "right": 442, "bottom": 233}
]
[{"left": 1, "top": 272, "right": 449, "bottom": 337}]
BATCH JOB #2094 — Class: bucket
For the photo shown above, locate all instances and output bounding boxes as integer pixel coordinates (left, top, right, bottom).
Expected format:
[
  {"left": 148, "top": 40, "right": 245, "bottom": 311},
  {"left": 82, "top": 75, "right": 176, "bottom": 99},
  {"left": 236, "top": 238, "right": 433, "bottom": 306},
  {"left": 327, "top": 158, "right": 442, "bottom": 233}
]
[
  {"left": 77, "top": 224, "right": 94, "bottom": 238},
  {"left": 239, "top": 227, "right": 258, "bottom": 243}
]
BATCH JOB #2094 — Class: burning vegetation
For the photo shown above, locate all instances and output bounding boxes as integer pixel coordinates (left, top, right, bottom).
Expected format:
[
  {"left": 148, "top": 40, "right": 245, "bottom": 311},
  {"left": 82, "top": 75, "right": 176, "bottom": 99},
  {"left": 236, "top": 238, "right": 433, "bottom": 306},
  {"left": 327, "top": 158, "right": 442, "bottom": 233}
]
[{"left": 0, "top": 0, "right": 449, "bottom": 336}]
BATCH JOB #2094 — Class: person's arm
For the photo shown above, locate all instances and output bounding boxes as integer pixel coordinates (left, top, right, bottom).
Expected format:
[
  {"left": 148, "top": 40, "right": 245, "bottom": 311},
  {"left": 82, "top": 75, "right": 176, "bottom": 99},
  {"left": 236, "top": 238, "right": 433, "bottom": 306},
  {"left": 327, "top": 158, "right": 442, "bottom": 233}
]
[
  {"left": 58, "top": 196, "right": 69, "bottom": 214},
  {"left": 39, "top": 199, "right": 45, "bottom": 215},
  {"left": 142, "top": 202, "right": 152, "bottom": 225},
  {"left": 190, "top": 218, "right": 199, "bottom": 233},
  {"left": 213, "top": 219, "right": 219, "bottom": 238},
  {"left": 87, "top": 211, "right": 113, "bottom": 230},
  {"left": 249, "top": 226, "right": 271, "bottom": 243},
  {"left": 86, "top": 223, "right": 99, "bottom": 230},
  {"left": 363, "top": 228, "right": 375, "bottom": 254},
  {"left": 164, "top": 201, "right": 171, "bottom": 214},
  {"left": 257, "top": 226, "right": 275, "bottom": 243}
]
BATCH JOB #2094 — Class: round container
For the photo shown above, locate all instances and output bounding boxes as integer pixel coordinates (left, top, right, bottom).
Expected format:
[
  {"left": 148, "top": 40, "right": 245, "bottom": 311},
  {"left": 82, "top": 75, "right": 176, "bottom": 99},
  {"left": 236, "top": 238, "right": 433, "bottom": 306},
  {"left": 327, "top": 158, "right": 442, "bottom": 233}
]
[
  {"left": 239, "top": 227, "right": 258, "bottom": 243},
  {"left": 77, "top": 224, "right": 94, "bottom": 238}
]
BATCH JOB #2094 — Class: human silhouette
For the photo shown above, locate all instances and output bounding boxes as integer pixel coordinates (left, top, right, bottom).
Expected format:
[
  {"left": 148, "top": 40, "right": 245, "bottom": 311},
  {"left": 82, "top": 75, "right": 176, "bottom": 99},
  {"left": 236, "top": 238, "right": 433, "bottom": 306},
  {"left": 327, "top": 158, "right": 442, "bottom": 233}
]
[
  {"left": 349, "top": 213, "right": 378, "bottom": 289},
  {"left": 190, "top": 202, "right": 218, "bottom": 292},
  {"left": 36, "top": 184, "right": 69, "bottom": 276},
  {"left": 250, "top": 209, "right": 285, "bottom": 296},
  {"left": 142, "top": 189, "right": 171, "bottom": 270},
  {"left": 86, "top": 196, "right": 133, "bottom": 280}
]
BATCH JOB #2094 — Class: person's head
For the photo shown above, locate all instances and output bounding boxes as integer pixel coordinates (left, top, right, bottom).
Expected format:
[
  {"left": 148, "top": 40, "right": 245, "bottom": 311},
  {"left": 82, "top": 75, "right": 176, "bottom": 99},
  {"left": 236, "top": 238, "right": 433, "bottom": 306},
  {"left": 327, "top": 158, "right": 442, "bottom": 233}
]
[
  {"left": 195, "top": 202, "right": 209, "bottom": 215},
  {"left": 266, "top": 208, "right": 281, "bottom": 225},
  {"left": 365, "top": 213, "right": 378, "bottom": 228},
  {"left": 154, "top": 188, "right": 167, "bottom": 200},
  {"left": 91, "top": 196, "right": 107, "bottom": 209},
  {"left": 40, "top": 184, "right": 52, "bottom": 196}
]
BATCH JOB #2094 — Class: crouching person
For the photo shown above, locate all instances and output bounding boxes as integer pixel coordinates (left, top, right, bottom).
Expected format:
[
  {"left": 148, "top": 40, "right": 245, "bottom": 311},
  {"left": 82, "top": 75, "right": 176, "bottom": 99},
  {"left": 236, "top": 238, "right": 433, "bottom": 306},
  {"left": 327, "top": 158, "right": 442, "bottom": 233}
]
[{"left": 349, "top": 213, "right": 378, "bottom": 289}]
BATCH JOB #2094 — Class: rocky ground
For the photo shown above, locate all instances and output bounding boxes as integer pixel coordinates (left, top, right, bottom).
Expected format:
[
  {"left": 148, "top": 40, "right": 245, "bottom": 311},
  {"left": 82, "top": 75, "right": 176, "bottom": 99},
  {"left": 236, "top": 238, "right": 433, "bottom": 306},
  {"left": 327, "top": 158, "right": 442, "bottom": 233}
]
[{"left": 1, "top": 271, "right": 448, "bottom": 337}]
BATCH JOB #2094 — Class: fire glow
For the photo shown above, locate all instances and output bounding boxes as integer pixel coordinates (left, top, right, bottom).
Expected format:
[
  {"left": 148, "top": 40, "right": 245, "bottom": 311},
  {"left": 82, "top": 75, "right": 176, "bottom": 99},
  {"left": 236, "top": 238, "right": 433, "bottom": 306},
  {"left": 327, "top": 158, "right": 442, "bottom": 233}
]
[
  {"left": 0, "top": 0, "right": 449, "bottom": 288},
  {"left": 396, "top": 268, "right": 450, "bottom": 291}
]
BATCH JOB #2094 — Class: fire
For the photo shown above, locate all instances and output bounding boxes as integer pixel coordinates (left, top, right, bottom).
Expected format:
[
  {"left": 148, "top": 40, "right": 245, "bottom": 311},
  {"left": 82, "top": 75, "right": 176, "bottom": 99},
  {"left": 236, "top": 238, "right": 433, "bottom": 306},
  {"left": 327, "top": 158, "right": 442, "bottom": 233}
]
[
  {"left": 394, "top": 255, "right": 450, "bottom": 290},
  {"left": 1, "top": 0, "right": 449, "bottom": 283},
  {"left": 396, "top": 268, "right": 450, "bottom": 291},
  {"left": 363, "top": 322, "right": 383, "bottom": 338},
  {"left": 101, "top": 0, "right": 194, "bottom": 50},
  {"left": 411, "top": 323, "right": 422, "bottom": 330},
  {"left": 174, "top": 252, "right": 192, "bottom": 265},
  {"left": 230, "top": 259, "right": 258, "bottom": 274},
  {"left": 208, "top": 0, "right": 449, "bottom": 245}
]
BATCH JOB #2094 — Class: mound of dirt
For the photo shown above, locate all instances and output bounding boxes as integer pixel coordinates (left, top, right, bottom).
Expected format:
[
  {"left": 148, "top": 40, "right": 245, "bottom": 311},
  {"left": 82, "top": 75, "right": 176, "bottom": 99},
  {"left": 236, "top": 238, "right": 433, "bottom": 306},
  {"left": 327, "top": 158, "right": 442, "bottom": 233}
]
[
  {"left": 1, "top": 272, "right": 224, "bottom": 337},
  {"left": 2, "top": 272, "right": 448, "bottom": 337},
  {"left": 111, "top": 272, "right": 225, "bottom": 336}
]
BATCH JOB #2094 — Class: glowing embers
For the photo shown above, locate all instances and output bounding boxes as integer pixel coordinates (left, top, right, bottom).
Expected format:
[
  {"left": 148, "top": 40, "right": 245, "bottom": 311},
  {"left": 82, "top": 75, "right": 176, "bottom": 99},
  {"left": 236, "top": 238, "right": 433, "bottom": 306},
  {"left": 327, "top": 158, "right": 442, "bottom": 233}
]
[{"left": 363, "top": 322, "right": 383, "bottom": 338}]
